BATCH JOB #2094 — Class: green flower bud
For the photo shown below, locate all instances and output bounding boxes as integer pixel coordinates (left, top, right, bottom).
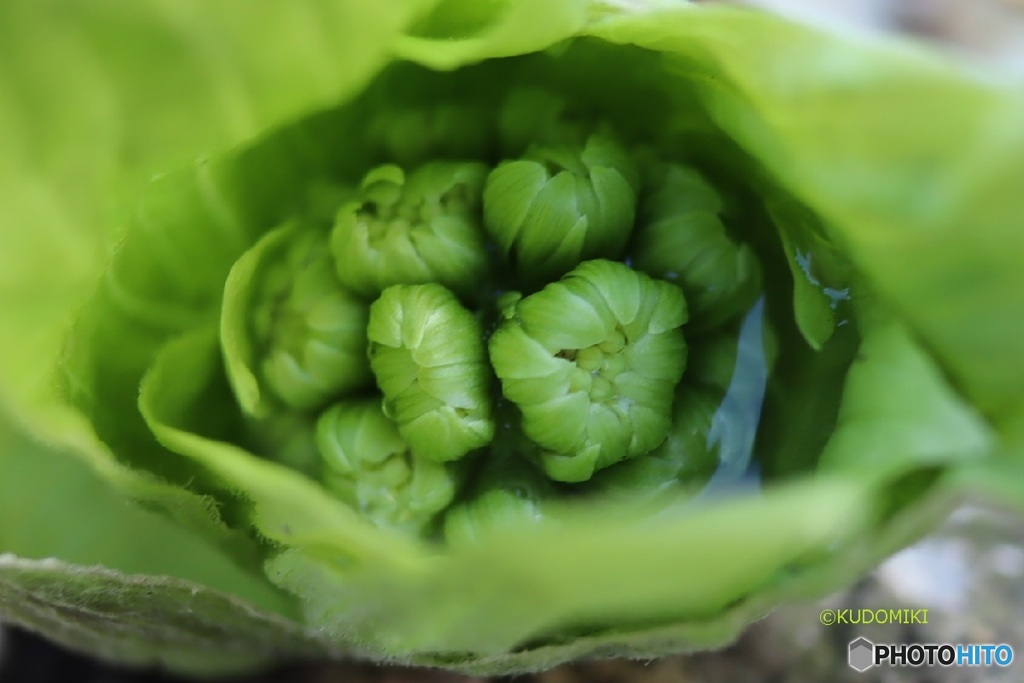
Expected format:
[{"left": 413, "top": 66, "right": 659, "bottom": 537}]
[
  {"left": 631, "top": 163, "right": 762, "bottom": 331},
  {"left": 222, "top": 222, "right": 371, "bottom": 415},
  {"left": 586, "top": 309, "right": 774, "bottom": 504},
  {"left": 316, "top": 399, "right": 459, "bottom": 534},
  {"left": 331, "top": 161, "right": 490, "bottom": 299},
  {"left": 483, "top": 131, "right": 640, "bottom": 287},
  {"left": 444, "top": 430, "right": 555, "bottom": 548},
  {"left": 585, "top": 389, "right": 724, "bottom": 502},
  {"left": 488, "top": 259, "right": 688, "bottom": 483},
  {"left": 367, "top": 283, "right": 496, "bottom": 462}
]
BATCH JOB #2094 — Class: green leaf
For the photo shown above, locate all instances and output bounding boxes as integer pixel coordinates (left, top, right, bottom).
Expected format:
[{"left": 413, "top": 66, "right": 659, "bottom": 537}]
[
  {"left": 762, "top": 194, "right": 852, "bottom": 350},
  {"left": 139, "top": 324, "right": 427, "bottom": 572},
  {"left": 0, "top": 0, "right": 433, "bottom": 410},
  {"left": 0, "top": 556, "right": 326, "bottom": 677},
  {"left": 275, "top": 475, "right": 876, "bottom": 660},
  {"left": 0, "top": 418, "right": 291, "bottom": 612},
  {"left": 587, "top": 4, "right": 1024, "bottom": 426},
  {"left": 396, "top": 0, "right": 588, "bottom": 69},
  {"left": 818, "top": 302, "right": 995, "bottom": 480},
  {"left": 0, "top": 0, "right": 437, "bottom": 575},
  {"left": 0, "top": 416, "right": 319, "bottom": 676}
]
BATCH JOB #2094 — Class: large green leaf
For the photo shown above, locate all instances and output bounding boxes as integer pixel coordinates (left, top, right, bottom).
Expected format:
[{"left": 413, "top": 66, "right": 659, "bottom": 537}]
[
  {"left": 0, "top": 0, "right": 437, "bottom": 552},
  {"left": 268, "top": 476, "right": 876, "bottom": 659},
  {"left": 0, "top": 0, "right": 439, "bottom": 672},
  {"left": 0, "top": 416, "right": 324, "bottom": 674},
  {"left": 0, "top": 0, "right": 435, "bottom": 407},
  {"left": 139, "top": 325, "right": 425, "bottom": 571},
  {"left": 587, "top": 4, "right": 1024, "bottom": 428},
  {"left": 0, "top": 557, "right": 326, "bottom": 677}
]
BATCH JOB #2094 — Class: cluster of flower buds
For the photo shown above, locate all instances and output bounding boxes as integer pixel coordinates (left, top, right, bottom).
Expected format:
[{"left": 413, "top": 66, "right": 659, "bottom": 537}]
[{"left": 220, "top": 90, "right": 769, "bottom": 539}]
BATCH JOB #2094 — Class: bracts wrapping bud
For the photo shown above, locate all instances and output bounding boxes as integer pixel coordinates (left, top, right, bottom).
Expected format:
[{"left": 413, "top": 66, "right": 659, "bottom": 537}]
[
  {"left": 631, "top": 163, "right": 762, "bottom": 331},
  {"left": 483, "top": 131, "right": 640, "bottom": 287},
  {"left": 367, "top": 283, "right": 496, "bottom": 463},
  {"left": 489, "top": 259, "right": 689, "bottom": 482},
  {"left": 221, "top": 222, "right": 372, "bottom": 416},
  {"left": 332, "top": 161, "right": 491, "bottom": 299},
  {"left": 317, "top": 399, "right": 460, "bottom": 534}
]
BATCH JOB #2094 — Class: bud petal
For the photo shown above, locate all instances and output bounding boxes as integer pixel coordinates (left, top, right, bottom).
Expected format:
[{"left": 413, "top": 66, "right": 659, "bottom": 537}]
[
  {"left": 631, "top": 164, "right": 762, "bottom": 331},
  {"left": 483, "top": 132, "right": 639, "bottom": 286},
  {"left": 367, "top": 283, "right": 495, "bottom": 462},
  {"left": 331, "top": 161, "right": 490, "bottom": 298},
  {"left": 489, "top": 260, "right": 688, "bottom": 482},
  {"left": 316, "top": 399, "right": 459, "bottom": 534}
]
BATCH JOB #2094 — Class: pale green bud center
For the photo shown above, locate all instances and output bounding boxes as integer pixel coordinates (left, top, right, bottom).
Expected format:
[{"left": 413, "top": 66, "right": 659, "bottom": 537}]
[{"left": 558, "top": 325, "right": 632, "bottom": 404}]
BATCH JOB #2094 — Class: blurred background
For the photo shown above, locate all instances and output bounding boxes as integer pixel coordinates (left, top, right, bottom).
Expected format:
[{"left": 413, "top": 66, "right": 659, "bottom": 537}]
[{"left": 2, "top": 1, "right": 1023, "bottom": 681}]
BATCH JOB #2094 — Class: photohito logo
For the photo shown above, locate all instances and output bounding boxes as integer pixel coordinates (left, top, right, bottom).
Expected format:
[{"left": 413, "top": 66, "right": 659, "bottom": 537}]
[{"left": 848, "top": 637, "right": 1014, "bottom": 672}]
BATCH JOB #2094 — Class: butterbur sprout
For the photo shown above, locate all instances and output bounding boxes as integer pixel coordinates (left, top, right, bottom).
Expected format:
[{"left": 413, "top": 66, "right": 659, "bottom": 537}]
[
  {"left": 631, "top": 163, "right": 763, "bottom": 331},
  {"left": 15, "top": 2, "right": 1020, "bottom": 675},
  {"left": 367, "top": 283, "right": 496, "bottom": 462},
  {"left": 221, "top": 222, "right": 372, "bottom": 415},
  {"left": 489, "top": 259, "right": 689, "bottom": 482},
  {"left": 317, "top": 399, "right": 460, "bottom": 534},
  {"left": 331, "top": 161, "right": 491, "bottom": 299},
  {"left": 483, "top": 130, "right": 640, "bottom": 287}
]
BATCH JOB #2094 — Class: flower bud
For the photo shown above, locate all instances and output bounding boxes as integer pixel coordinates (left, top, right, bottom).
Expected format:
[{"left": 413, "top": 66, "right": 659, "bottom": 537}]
[
  {"left": 331, "top": 161, "right": 490, "bottom": 298},
  {"left": 316, "top": 399, "right": 459, "bottom": 534},
  {"left": 443, "top": 431, "right": 555, "bottom": 548},
  {"left": 483, "top": 131, "right": 639, "bottom": 287},
  {"left": 584, "top": 389, "right": 723, "bottom": 502},
  {"left": 488, "top": 259, "right": 688, "bottom": 482},
  {"left": 631, "top": 164, "right": 762, "bottom": 331},
  {"left": 222, "top": 223, "right": 371, "bottom": 415},
  {"left": 367, "top": 283, "right": 496, "bottom": 462},
  {"left": 584, "top": 316, "right": 771, "bottom": 503}
]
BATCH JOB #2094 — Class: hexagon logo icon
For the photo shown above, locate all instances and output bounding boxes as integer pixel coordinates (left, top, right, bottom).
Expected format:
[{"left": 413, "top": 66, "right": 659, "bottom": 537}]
[{"left": 848, "top": 637, "right": 875, "bottom": 672}]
